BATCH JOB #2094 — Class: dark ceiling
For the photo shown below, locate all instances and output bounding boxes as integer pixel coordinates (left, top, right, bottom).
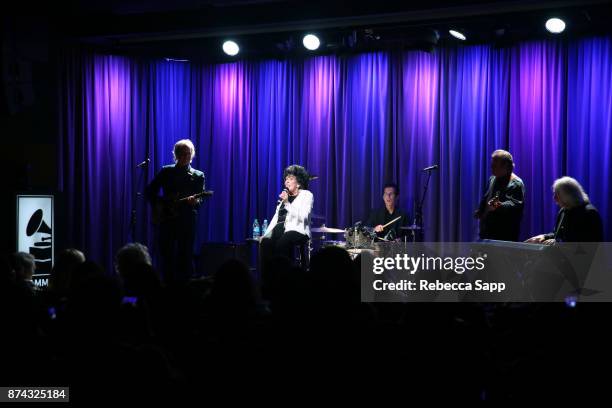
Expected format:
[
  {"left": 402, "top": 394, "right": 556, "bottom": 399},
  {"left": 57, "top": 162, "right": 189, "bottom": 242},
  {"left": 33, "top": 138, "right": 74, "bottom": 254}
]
[{"left": 5, "top": 0, "right": 612, "bottom": 62}]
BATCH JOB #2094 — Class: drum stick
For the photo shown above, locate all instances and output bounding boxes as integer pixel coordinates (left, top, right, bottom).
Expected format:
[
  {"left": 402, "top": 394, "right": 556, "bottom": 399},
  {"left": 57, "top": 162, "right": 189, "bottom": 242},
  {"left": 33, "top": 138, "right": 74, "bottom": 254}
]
[{"left": 381, "top": 216, "right": 402, "bottom": 229}]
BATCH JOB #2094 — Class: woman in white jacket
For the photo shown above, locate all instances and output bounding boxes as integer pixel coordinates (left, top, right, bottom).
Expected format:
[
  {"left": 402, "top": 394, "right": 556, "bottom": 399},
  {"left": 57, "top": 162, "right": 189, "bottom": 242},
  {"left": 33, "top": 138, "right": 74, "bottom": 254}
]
[{"left": 261, "top": 165, "right": 313, "bottom": 264}]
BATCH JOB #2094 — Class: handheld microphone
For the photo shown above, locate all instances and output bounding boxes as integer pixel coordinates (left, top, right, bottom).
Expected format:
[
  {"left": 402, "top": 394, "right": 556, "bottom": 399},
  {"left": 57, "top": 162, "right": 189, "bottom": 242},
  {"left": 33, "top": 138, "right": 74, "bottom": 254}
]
[
  {"left": 277, "top": 188, "right": 289, "bottom": 206},
  {"left": 136, "top": 158, "right": 150, "bottom": 168},
  {"left": 422, "top": 164, "right": 439, "bottom": 172}
]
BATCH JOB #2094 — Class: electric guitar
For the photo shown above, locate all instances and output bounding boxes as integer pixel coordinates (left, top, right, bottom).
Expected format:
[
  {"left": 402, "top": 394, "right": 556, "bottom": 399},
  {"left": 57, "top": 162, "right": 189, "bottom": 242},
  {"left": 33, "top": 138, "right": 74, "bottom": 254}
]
[{"left": 152, "top": 190, "right": 213, "bottom": 224}]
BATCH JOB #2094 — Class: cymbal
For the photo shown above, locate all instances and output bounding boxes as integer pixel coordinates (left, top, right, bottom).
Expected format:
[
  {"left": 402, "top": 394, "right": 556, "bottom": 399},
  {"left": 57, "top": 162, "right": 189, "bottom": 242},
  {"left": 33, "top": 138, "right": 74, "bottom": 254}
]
[
  {"left": 347, "top": 248, "right": 379, "bottom": 254},
  {"left": 311, "top": 226, "right": 345, "bottom": 234},
  {"left": 322, "top": 240, "right": 346, "bottom": 246},
  {"left": 400, "top": 224, "right": 422, "bottom": 230}
]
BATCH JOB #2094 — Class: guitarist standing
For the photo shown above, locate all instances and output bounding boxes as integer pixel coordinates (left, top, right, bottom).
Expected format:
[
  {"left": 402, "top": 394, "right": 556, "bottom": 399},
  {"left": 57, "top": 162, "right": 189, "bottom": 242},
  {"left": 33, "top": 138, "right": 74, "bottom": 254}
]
[
  {"left": 475, "top": 149, "right": 525, "bottom": 241},
  {"left": 146, "top": 139, "right": 205, "bottom": 283}
]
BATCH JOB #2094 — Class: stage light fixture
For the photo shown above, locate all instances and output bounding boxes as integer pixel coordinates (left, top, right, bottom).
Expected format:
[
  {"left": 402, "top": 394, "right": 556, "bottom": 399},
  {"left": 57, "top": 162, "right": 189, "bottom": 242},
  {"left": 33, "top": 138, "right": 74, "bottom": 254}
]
[
  {"left": 303, "top": 34, "right": 321, "bottom": 50},
  {"left": 449, "top": 29, "right": 466, "bottom": 41},
  {"left": 222, "top": 40, "right": 240, "bottom": 56},
  {"left": 545, "top": 18, "right": 566, "bottom": 34}
]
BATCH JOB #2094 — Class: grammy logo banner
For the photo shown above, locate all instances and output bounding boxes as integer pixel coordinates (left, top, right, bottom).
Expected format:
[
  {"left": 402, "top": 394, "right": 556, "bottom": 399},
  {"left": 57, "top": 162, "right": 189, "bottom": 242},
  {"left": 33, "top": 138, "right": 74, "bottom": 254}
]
[{"left": 17, "top": 195, "right": 54, "bottom": 278}]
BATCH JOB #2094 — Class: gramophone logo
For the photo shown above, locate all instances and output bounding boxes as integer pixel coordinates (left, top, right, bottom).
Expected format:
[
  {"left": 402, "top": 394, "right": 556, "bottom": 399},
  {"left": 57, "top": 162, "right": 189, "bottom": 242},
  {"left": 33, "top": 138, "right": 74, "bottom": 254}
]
[{"left": 17, "top": 195, "right": 54, "bottom": 275}]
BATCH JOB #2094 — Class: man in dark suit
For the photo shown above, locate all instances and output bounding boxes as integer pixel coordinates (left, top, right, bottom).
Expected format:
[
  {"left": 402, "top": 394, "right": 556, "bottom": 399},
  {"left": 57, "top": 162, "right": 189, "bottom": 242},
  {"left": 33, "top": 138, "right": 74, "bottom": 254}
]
[
  {"left": 146, "top": 139, "right": 205, "bottom": 283},
  {"left": 366, "top": 183, "right": 410, "bottom": 241},
  {"left": 475, "top": 149, "right": 525, "bottom": 241}
]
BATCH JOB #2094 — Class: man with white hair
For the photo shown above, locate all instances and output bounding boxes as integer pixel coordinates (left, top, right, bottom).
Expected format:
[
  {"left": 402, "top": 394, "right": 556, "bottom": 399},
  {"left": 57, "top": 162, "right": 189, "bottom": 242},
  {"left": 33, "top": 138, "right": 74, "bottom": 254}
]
[
  {"left": 146, "top": 139, "right": 206, "bottom": 283},
  {"left": 526, "top": 176, "right": 603, "bottom": 244}
]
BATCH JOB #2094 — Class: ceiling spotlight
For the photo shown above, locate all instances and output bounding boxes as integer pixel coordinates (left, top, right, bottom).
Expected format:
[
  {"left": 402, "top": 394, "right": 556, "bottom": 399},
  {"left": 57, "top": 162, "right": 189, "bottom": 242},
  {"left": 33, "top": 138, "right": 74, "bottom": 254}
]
[
  {"left": 449, "top": 29, "right": 466, "bottom": 41},
  {"left": 303, "top": 34, "right": 321, "bottom": 51},
  {"left": 222, "top": 40, "right": 240, "bottom": 56},
  {"left": 545, "top": 18, "right": 566, "bottom": 34}
]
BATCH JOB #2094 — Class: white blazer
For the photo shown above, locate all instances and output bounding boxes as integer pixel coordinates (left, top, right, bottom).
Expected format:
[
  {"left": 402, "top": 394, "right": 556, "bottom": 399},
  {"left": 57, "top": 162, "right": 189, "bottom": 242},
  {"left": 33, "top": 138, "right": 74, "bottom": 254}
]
[{"left": 263, "top": 189, "right": 313, "bottom": 238}]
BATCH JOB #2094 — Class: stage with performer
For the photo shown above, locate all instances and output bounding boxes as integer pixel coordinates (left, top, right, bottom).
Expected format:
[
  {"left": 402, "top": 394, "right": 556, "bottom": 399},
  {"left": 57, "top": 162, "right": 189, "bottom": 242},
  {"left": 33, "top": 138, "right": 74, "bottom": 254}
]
[{"left": 4, "top": 1, "right": 612, "bottom": 402}]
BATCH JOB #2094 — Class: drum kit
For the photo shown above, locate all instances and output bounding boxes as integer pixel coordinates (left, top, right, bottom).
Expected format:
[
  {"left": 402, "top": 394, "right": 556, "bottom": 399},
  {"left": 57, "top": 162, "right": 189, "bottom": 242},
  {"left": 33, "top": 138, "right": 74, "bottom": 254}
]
[
  {"left": 301, "top": 170, "right": 435, "bottom": 260},
  {"left": 310, "top": 220, "right": 422, "bottom": 259}
]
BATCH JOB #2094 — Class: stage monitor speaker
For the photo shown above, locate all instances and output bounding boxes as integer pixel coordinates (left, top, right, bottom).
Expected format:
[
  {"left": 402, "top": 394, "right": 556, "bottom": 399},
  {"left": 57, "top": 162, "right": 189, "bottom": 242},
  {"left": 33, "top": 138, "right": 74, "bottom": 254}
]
[{"left": 197, "top": 242, "right": 250, "bottom": 277}]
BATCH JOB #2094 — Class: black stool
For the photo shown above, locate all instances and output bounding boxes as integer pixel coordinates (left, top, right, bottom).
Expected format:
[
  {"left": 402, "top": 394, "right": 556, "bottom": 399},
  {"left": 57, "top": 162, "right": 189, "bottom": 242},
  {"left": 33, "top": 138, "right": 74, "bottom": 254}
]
[{"left": 294, "top": 240, "right": 311, "bottom": 269}]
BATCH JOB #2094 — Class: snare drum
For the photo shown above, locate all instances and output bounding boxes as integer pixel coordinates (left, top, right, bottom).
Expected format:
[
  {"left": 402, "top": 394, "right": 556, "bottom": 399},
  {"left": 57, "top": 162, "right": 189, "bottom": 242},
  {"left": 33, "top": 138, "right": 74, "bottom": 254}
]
[
  {"left": 345, "top": 226, "right": 377, "bottom": 248},
  {"left": 321, "top": 240, "right": 347, "bottom": 249}
]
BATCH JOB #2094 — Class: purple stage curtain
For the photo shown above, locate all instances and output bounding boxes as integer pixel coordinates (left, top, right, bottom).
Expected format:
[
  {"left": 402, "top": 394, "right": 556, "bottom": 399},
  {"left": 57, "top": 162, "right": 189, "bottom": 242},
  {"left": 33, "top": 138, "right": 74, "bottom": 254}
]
[{"left": 58, "top": 37, "right": 612, "bottom": 271}]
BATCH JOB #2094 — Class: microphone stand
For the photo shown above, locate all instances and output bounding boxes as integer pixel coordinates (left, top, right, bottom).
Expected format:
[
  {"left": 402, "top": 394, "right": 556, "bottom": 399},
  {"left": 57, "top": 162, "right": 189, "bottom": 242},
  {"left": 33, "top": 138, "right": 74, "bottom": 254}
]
[
  {"left": 131, "top": 158, "right": 148, "bottom": 242},
  {"left": 413, "top": 168, "right": 435, "bottom": 242}
]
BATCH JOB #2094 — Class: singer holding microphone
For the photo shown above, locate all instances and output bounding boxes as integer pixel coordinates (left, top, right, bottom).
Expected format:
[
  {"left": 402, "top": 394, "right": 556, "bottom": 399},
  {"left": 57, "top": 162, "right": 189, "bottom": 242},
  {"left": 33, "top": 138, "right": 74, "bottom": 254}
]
[
  {"left": 475, "top": 149, "right": 525, "bottom": 241},
  {"left": 260, "top": 165, "right": 313, "bottom": 266}
]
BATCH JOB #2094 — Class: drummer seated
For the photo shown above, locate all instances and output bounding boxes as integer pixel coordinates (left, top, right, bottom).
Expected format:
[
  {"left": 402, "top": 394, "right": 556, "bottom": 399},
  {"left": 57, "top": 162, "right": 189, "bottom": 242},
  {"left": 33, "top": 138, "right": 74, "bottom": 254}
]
[{"left": 366, "top": 183, "right": 410, "bottom": 240}]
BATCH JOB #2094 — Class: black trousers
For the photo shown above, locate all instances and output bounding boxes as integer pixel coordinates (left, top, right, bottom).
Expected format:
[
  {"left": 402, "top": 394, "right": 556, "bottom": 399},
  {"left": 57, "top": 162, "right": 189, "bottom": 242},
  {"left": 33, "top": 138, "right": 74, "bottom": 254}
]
[
  {"left": 159, "top": 212, "right": 197, "bottom": 284},
  {"left": 260, "top": 223, "right": 308, "bottom": 264}
]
